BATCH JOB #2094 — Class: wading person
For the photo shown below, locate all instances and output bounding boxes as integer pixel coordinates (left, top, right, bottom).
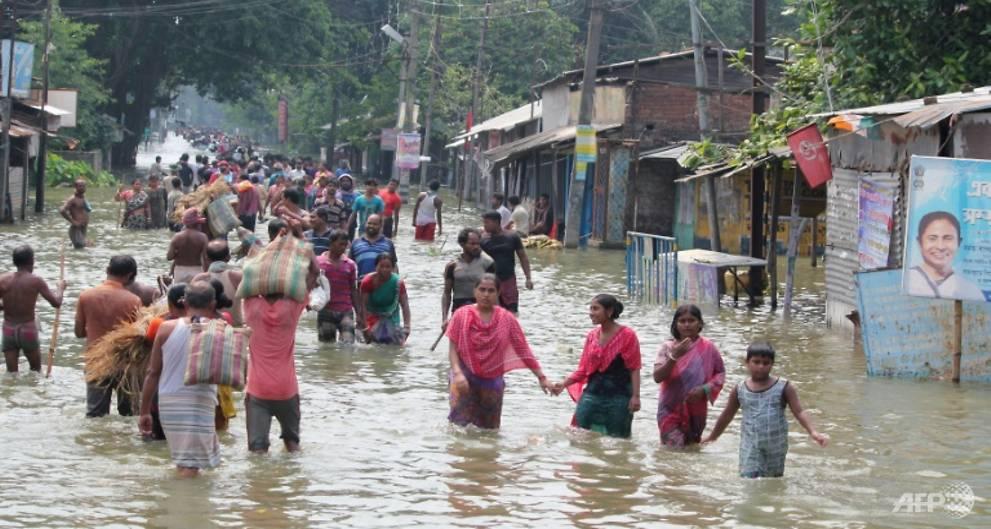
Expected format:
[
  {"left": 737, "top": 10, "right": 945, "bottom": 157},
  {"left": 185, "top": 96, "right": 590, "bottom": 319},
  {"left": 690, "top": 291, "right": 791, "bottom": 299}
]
[
  {"left": 704, "top": 341, "right": 829, "bottom": 478},
  {"left": 358, "top": 253, "right": 410, "bottom": 345},
  {"left": 480, "top": 210, "right": 533, "bottom": 314},
  {"left": 167, "top": 178, "right": 184, "bottom": 231},
  {"left": 349, "top": 178, "right": 385, "bottom": 238},
  {"left": 316, "top": 230, "right": 358, "bottom": 343},
  {"left": 59, "top": 179, "right": 91, "bottom": 249},
  {"left": 146, "top": 175, "right": 169, "bottom": 229},
  {"left": 0, "top": 246, "right": 67, "bottom": 372},
  {"left": 236, "top": 173, "right": 261, "bottom": 233},
  {"left": 653, "top": 304, "right": 725, "bottom": 447},
  {"left": 380, "top": 178, "right": 402, "bottom": 238},
  {"left": 552, "top": 295, "right": 641, "bottom": 438},
  {"left": 76, "top": 256, "right": 144, "bottom": 417},
  {"left": 507, "top": 195, "right": 528, "bottom": 234},
  {"left": 490, "top": 192, "right": 512, "bottom": 229},
  {"left": 304, "top": 207, "right": 334, "bottom": 257},
  {"left": 412, "top": 180, "right": 443, "bottom": 241},
  {"left": 242, "top": 260, "right": 318, "bottom": 453},
  {"left": 441, "top": 228, "right": 494, "bottom": 328},
  {"left": 350, "top": 214, "right": 398, "bottom": 280},
  {"left": 116, "top": 179, "right": 151, "bottom": 230},
  {"left": 192, "top": 240, "right": 243, "bottom": 326},
  {"left": 139, "top": 282, "right": 222, "bottom": 477},
  {"left": 445, "top": 274, "right": 551, "bottom": 429},
  {"left": 167, "top": 208, "right": 209, "bottom": 284}
]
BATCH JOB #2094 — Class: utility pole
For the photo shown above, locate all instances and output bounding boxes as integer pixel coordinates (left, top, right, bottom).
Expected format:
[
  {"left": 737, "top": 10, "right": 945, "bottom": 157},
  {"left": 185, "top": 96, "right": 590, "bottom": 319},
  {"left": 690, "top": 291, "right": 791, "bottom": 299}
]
[
  {"left": 564, "top": 0, "right": 604, "bottom": 248},
  {"left": 689, "top": 0, "right": 720, "bottom": 252},
  {"left": 749, "top": 0, "right": 768, "bottom": 301},
  {"left": 0, "top": 1, "right": 16, "bottom": 223},
  {"left": 419, "top": 12, "right": 442, "bottom": 191},
  {"left": 36, "top": 0, "right": 52, "bottom": 213},
  {"left": 399, "top": 12, "right": 420, "bottom": 201},
  {"left": 463, "top": 1, "right": 490, "bottom": 209}
]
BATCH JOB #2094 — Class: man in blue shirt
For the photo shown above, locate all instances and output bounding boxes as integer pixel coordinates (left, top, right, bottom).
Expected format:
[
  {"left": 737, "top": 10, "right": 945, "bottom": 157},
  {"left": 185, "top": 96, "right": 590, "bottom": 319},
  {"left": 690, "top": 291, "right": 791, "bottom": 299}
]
[
  {"left": 348, "top": 178, "right": 385, "bottom": 237},
  {"left": 349, "top": 214, "right": 398, "bottom": 279}
]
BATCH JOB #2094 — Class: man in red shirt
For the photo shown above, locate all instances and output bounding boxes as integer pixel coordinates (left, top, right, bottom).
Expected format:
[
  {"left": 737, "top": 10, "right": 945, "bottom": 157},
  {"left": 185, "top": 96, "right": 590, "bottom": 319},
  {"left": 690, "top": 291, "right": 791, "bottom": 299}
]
[
  {"left": 242, "top": 255, "right": 319, "bottom": 453},
  {"left": 76, "top": 256, "right": 144, "bottom": 417},
  {"left": 379, "top": 178, "right": 403, "bottom": 239}
]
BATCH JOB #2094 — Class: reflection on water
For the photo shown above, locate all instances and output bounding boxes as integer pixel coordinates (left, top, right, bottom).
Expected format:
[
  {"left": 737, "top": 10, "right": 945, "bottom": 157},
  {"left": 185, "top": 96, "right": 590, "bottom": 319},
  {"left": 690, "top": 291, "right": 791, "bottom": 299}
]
[{"left": 0, "top": 137, "right": 987, "bottom": 528}]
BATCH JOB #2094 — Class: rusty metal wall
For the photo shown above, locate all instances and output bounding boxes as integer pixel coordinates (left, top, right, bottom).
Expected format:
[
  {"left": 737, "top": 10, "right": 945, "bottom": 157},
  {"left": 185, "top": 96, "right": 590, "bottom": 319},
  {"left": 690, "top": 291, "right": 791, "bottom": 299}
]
[
  {"left": 954, "top": 112, "right": 991, "bottom": 159},
  {"left": 825, "top": 168, "right": 860, "bottom": 322},
  {"left": 828, "top": 122, "right": 939, "bottom": 173},
  {"left": 857, "top": 269, "right": 991, "bottom": 382}
]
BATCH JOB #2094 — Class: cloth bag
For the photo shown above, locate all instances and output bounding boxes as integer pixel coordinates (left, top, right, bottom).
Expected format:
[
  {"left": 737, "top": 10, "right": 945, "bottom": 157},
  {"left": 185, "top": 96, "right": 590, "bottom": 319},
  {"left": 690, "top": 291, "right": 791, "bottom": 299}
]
[
  {"left": 237, "top": 234, "right": 314, "bottom": 302},
  {"left": 206, "top": 195, "right": 240, "bottom": 236},
  {"left": 185, "top": 319, "right": 250, "bottom": 390}
]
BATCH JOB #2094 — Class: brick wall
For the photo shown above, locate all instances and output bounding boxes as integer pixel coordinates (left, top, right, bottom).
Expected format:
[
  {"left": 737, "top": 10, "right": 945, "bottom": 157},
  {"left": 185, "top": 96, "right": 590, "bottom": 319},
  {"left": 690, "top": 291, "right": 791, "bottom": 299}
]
[{"left": 631, "top": 83, "right": 753, "bottom": 150}]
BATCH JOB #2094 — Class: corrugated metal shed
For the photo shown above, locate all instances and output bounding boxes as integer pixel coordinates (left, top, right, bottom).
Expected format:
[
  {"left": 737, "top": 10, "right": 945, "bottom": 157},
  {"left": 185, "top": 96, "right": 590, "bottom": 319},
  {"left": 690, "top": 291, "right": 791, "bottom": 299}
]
[
  {"left": 825, "top": 168, "right": 860, "bottom": 314},
  {"left": 813, "top": 86, "right": 991, "bottom": 118},
  {"left": 450, "top": 101, "right": 543, "bottom": 142}
]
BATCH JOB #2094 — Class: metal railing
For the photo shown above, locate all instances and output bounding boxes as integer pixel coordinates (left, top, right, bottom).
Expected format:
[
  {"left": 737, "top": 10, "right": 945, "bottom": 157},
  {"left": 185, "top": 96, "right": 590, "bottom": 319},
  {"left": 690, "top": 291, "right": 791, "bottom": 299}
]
[{"left": 626, "top": 231, "right": 678, "bottom": 305}]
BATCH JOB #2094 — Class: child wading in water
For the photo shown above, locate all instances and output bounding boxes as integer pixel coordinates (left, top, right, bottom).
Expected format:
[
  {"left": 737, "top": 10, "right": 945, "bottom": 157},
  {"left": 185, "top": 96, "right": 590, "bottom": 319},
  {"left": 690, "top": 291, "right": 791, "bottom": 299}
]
[{"left": 703, "top": 341, "right": 828, "bottom": 478}]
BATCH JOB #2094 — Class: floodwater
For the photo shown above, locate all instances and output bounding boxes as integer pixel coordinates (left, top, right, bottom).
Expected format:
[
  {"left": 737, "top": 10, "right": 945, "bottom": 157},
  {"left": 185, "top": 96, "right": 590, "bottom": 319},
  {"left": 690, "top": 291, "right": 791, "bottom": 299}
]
[{"left": 0, "top": 135, "right": 987, "bottom": 528}]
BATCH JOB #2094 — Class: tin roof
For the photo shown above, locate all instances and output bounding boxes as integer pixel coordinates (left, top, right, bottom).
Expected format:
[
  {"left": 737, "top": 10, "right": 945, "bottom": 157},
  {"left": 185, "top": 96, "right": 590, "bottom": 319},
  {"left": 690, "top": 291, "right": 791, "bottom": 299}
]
[
  {"left": 813, "top": 86, "right": 991, "bottom": 128},
  {"left": 450, "top": 101, "right": 543, "bottom": 143},
  {"left": 483, "top": 123, "right": 622, "bottom": 165}
]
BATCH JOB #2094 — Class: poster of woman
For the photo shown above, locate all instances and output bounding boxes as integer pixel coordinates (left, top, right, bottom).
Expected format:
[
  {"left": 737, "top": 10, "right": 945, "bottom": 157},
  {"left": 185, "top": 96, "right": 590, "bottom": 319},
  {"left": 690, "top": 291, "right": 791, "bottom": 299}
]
[{"left": 903, "top": 156, "right": 991, "bottom": 302}]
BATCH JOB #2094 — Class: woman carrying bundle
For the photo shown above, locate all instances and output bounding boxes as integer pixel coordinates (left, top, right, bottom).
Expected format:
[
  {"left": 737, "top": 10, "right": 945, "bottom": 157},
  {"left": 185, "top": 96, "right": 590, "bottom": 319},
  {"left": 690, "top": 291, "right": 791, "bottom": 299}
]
[
  {"left": 139, "top": 282, "right": 221, "bottom": 477},
  {"left": 358, "top": 253, "right": 411, "bottom": 345},
  {"left": 116, "top": 179, "right": 151, "bottom": 230},
  {"left": 445, "top": 273, "right": 552, "bottom": 429}
]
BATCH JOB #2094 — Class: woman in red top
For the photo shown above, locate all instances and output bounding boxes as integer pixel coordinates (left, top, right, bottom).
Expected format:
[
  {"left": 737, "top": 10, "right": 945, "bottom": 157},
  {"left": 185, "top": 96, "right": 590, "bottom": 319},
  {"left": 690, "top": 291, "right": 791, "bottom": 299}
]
[
  {"left": 445, "top": 273, "right": 552, "bottom": 429},
  {"left": 552, "top": 294, "right": 641, "bottom": 438}
]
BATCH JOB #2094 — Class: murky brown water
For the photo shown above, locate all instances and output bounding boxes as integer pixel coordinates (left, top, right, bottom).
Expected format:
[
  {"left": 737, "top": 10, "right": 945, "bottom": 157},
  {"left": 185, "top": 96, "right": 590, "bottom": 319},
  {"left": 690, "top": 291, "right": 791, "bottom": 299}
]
[{"left": 0, "top": 136, "right": 986, "bottom": 528}]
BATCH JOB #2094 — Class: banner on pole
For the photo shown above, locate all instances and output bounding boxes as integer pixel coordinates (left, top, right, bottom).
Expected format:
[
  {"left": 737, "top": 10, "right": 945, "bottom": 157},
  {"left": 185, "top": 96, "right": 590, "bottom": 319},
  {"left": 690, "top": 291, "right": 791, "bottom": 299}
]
[
  {"left": 575, "top": 125, "right": 596, "bottom": 163},
  {"left": 858, "top": 176, "right": 896, "bottom": 270},
  {"left": 787, "top": 123, "right": 832, "bottom": 188},
  {"left": 1, "top": 40, "right": 34, "bottom": 98},
  {"left": 396, "top": 132, "right": 421, "bottom": 169},
  {"left": 381, "top": 128, "right": 397, "bottom": 151}
]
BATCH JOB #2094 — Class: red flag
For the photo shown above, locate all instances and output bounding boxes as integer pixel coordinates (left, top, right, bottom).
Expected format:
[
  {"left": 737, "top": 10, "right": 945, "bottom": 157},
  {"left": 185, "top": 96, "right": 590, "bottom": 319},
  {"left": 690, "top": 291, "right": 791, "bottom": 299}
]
[
  {"left": 787, "top": 123, "right": 832, "bottom": 188},
  {"left": 463, "top": 111, "right": 474, "bottom": 154}
]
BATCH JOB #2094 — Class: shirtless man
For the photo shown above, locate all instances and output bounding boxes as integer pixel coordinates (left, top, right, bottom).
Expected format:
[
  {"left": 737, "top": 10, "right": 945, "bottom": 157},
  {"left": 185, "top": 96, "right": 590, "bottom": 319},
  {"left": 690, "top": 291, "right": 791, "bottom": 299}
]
[
  {"left": 192, "top": 240, "right": 244, "bottom": 326},
  {"left": 59, "top": 180, "right": 90, "bottom": 249},
  {"left": 0, "top": 246, "right": 66, "bottom": 372},
  {"left": 167, "top": 208, "right": 209, "bottom": 284}
]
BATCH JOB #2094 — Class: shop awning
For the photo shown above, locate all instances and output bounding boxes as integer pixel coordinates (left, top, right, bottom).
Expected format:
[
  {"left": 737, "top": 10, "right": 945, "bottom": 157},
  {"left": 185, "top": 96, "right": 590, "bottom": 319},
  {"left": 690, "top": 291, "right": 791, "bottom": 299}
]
[{"left": 483, "top": 122, "right": 622, "bottom": 165}]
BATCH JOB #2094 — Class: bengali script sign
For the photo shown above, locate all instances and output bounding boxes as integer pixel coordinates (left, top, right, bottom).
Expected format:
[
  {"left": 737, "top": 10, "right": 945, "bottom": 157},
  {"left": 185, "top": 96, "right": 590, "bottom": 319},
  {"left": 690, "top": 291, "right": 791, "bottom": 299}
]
[
  {"left": 858, "top": 177, "right": 896, "bottom": 270},
  {"left": 903, "top": 155, "right": 991, "bottom": 302}
]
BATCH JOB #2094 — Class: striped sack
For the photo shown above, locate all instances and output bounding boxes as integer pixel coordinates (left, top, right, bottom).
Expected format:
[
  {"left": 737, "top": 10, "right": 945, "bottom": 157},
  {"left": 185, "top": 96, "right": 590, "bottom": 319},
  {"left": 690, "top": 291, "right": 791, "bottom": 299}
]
[
  {"left": 236, "top": 234, "right": 314, "bottom": 302},
  {"left": 185, "top": 319, "right": 250, "bottom": 390}
]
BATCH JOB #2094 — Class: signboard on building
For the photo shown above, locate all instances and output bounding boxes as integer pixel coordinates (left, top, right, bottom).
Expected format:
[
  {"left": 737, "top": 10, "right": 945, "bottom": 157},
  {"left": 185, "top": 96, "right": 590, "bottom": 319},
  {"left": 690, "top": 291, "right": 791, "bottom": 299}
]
[
  {"left": 277, "top": 96, "right": 288, "bottom": 144},
  {"left": 381, "top": 128, "right": 397, "bottom": 151},
  {"left": 396, "top": 132, "right": 421, "bottom": 169},
  {"left": 575, "top": 125, "right": 596, "bottom": 163},
  {"left": 858, "top": 176, "right": 896, "bottom": 270},
  {"left": 1, "top": 40, "right": 34, "bottom": 98},
  {"left": 903, "top": 155, "right": 991, "bottom": 302}
]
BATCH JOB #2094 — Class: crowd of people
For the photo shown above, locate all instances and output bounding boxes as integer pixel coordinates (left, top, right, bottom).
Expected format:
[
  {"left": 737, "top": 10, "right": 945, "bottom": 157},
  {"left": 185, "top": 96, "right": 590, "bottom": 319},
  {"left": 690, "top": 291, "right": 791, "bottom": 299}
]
[{"left": 0, "top": 147, "right": 829, "bottom": 482}]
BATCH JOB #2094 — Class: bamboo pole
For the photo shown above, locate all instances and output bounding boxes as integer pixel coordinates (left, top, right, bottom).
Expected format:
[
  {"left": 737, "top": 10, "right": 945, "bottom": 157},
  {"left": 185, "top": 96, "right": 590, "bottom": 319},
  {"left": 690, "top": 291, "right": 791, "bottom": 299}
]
[{"left": 45, "top": 241, "right": 66, "bottom": 378}]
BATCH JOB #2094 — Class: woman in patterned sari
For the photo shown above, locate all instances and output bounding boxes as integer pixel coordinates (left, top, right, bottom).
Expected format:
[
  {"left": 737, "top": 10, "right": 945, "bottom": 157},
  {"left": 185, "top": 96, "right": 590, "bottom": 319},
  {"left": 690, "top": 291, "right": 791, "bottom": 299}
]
[
  {"left": 554, "top": 294, "right": 641, "bottom": 438},
  {"left": 116, "top": 179, "right": 150, "bottom": 230},
  {"left": 652, "top": 304, "right": 725, "bottom": 447},
  {"left": 358, "top": 253, "right": 411, "bottom": 345},
  {"left": 445, "top": 273, "right": 552, "bottom": 429}
]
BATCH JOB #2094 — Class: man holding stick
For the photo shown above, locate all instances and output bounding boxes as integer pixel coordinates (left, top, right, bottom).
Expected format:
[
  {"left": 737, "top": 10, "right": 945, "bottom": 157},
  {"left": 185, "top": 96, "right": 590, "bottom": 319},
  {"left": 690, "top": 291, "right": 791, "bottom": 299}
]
[{"left": 0, "top": 246, "right": 66, "bottom": 372}]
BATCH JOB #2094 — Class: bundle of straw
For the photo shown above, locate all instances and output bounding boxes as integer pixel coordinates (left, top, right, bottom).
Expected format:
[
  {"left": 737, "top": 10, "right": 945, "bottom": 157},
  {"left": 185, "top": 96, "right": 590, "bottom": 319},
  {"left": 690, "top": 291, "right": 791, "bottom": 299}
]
[
  {"left": 83, "top": 305, "right": 167, "bottom": 399},
  {"left": 170, "top": 179, "right": 234, "bottom": 222}
]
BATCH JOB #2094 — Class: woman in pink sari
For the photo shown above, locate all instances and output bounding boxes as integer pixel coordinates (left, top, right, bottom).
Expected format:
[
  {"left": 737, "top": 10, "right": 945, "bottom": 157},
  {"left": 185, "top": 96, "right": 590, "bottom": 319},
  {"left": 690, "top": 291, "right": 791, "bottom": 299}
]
[
  {"left": 446, "top": 273, "right": 552, "bottom": 429},
  {"left": 653, "top": 304, "right": 725, "bottom": 447}
]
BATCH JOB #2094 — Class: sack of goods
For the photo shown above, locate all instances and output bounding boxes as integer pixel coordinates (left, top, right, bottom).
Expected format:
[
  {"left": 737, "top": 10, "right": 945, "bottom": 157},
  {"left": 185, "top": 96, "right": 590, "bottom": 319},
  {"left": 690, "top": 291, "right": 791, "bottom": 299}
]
[
  {"left": 185, "top": 318, "right": 250, "bottom": 390},
  {"left": 206, "top": 194, "right": 240, "bottom": 236},
  {"left": 237, "top": 234, "right": 314, "bottom": 302}
]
